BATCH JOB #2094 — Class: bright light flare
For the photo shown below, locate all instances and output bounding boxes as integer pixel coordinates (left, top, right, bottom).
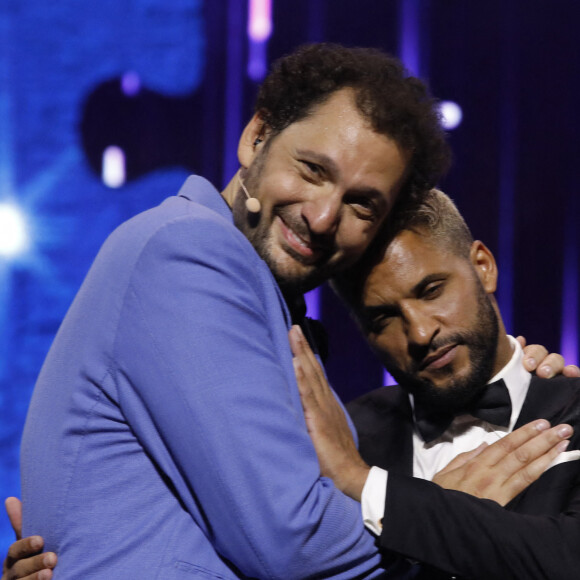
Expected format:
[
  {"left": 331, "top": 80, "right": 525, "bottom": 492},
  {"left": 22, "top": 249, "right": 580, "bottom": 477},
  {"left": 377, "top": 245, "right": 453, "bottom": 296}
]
[
  {"left": 0, "top": 203, "right": 29, "bottom": 257},
  {"left": 439, "top": 101, "right": 463, "bottom": 130},
  {"left": 102, "top": 146, "right": 126, "bottom": 188},
  {"left": 248, "top": 0, "right": 272, "bottom": 42}
]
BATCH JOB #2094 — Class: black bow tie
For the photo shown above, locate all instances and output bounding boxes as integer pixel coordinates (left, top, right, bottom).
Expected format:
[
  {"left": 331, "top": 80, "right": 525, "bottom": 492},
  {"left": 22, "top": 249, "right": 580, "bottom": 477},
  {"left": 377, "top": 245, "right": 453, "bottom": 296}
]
[{"left": 414, "top": 379, "right": 512, "bottom": 444}]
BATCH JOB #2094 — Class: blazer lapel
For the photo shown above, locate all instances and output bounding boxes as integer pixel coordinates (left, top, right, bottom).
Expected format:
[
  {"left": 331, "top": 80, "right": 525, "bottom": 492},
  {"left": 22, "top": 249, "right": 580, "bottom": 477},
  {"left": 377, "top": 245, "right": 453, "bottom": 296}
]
[{"left": 349, "top": 386, "right": 415, "bottom": 477}]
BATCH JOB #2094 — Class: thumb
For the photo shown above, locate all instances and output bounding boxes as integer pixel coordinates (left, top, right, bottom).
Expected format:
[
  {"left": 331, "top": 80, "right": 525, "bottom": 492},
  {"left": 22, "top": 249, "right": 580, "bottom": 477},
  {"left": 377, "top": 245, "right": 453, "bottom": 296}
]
[{"left": 5, "top": 497, "right": 23, "bottom": 540}]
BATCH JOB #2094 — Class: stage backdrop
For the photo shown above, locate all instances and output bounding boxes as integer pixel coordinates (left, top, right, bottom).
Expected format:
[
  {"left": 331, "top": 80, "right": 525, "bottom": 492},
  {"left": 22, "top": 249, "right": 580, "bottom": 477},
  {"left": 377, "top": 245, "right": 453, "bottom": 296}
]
[{"left": 1, "top": 0, "right": 579, "bottom": 553}]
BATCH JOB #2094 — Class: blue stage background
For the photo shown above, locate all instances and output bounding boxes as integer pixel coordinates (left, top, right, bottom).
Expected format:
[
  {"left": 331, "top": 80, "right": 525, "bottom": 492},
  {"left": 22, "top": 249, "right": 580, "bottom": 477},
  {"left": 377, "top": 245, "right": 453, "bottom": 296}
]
[{"left": 1, "top": 0, "right": 579, "bottom": 554}]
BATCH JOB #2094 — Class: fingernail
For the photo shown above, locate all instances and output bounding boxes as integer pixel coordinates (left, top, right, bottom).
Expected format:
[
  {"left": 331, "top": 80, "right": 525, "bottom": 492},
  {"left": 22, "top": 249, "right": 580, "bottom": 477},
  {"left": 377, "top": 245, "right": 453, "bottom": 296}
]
[
  {"left": 557, "top": 440, "right": 570, "bottom": 452},
  {"left": 535, "top": 420, "right": 550, "bottom": 431},
  {"left": 539, "top": 365, "right": 553, "bottom": 378},
  {"left": 526, "top": 357, "right": 536, "bottom": 368},
  {"left": 557, "top": 425, "right": 572, "bottom": 438},
  {"left": 43, "top": 552, "right": 56, "bottom": 566},
  {"left": 30, "top": 536, "right": 43, "bottom": 550},
  {"left": 291, "top": 325, "right": 303, "bottom": 339}
]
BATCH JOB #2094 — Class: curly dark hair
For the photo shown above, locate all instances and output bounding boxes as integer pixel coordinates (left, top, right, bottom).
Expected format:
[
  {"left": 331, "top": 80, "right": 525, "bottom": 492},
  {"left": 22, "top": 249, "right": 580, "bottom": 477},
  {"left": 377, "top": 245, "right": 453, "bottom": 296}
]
[{"left": 255, "top": 43, "right": 451, "bottom": 203}]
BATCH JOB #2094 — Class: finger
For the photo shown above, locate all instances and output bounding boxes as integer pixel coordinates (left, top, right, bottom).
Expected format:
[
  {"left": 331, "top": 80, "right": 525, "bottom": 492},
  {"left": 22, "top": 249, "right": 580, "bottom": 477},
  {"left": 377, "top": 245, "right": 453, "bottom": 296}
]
[
  {"left": 496, "top": 423, "right": 573, "bottom": 476},
  {"left": 563, "top": 364, "right": 580, "bottom": 378},
  {"left": 436, "top": 443, "right": 488, "bottom": 476},
  {"left": 288, "top": 325, "right": 304, "bottom": 357},
  {"left": 4, "top": 552, "right": 57, "bottom": 580},
  {"left": 474, "top": 419, "right": 552, "bottom": 466},
  {"left": 295, "top": 326, "right": 326, "bottom": 378},
  {"left": 535, "top": 353, "right": 565, "bottom": 379},
  {"left": 516, "top": 335, "right": 526, "bottom": 348},
  {"left": 5, "top": 537, "right": 43, "bottom": 563},
  {"left": 5, "top": 498, "right": 23, "bottom": 540},
  {"left": 507, "top": 438, "right": 570, "bottom": 490},
  {"left": 289, "top": 327, "right": 319, "bottom": 374},
  {"left": 289, "top": 327, "right": 328, "bottom": 393},
  {"left": 521, "top": 343, "right": 548, "bottom": 372}
]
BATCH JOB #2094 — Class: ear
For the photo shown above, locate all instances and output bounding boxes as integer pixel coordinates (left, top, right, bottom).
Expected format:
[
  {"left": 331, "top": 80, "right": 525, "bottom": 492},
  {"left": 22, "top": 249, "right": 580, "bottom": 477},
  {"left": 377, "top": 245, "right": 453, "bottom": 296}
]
[
  {"left": 469, "top": 241, "right": 498, "bottom": 294},
  {"left": 238, "top": 112, "right": 267, "bottom": 169}
]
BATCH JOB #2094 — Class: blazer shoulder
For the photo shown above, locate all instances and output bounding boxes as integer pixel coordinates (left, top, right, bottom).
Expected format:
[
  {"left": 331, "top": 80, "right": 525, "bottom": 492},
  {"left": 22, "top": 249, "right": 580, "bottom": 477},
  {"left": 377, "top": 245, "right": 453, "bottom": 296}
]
[
  {"left": 519, "top": 375, "right": 580, "bottom": 432},
  {"left": 347, "top": 385, "right": 406, "bottom": 415}
]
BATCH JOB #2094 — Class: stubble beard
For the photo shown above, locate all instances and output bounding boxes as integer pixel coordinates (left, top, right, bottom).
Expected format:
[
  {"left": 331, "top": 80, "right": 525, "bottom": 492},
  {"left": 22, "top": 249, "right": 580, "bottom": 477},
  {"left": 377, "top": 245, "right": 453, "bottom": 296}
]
[
  {"left": 233, "top": 152, "right": 336, "bottom": 297},
  {"left": 385, "top": 280, "right": 500, "bottom": 415}
]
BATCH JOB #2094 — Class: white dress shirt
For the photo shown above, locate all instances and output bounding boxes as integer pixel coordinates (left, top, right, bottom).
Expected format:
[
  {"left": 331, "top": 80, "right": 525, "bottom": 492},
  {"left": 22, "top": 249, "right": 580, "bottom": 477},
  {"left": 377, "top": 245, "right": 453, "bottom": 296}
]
[{"left": 362, "top": 335, "right": 529, "bottom": 535}]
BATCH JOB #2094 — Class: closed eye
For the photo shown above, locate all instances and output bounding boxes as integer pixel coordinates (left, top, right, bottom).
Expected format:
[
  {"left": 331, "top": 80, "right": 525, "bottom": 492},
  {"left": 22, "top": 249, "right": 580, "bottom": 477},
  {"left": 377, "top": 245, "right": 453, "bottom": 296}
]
[
  {"left": 420, "top": 282, "right": 444, "bottom": 300},
  {"left": 300, "top": 160, "right": 324, "bottom": 177},
  {"left": 360, "top": 306, "right": 398, "bottom": 334},
  {"left": 344, "top": 194, "right": 379, "bottom": 221}
]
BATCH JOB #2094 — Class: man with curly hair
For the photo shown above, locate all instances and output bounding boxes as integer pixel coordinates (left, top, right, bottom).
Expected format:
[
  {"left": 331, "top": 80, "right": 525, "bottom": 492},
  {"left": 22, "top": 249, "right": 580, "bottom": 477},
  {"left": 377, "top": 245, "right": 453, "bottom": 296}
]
[
  {"left": 6, "top": 44, "right": 567, "bottom": 580},
  {"left": 11, "top": 43, "right": 448, "bottom": 580}
]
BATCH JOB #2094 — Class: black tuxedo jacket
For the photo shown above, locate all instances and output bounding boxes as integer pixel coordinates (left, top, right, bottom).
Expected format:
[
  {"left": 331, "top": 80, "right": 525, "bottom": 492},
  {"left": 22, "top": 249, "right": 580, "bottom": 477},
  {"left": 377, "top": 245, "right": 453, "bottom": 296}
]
[{"left": 348, "top": 375, "right": 580, "bottom": 580}]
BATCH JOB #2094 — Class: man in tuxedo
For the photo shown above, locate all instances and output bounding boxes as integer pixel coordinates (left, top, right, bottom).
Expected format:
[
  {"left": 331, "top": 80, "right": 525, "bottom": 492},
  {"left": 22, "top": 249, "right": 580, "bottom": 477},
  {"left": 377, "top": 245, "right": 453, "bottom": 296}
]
[{"left": 293, "top": 188, "right": 580, "bottom": 579}]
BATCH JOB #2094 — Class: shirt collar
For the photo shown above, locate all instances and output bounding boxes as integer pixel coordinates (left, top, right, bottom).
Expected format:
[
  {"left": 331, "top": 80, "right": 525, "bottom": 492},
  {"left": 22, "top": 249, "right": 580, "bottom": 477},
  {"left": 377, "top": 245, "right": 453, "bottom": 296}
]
[{"left": 488, "top": 335, "right": 532, "bottom": 429}]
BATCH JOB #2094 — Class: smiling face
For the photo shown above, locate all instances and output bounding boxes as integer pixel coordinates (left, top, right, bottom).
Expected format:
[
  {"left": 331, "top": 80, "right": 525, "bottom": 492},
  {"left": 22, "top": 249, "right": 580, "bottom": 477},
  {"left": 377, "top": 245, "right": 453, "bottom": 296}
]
[
  {"left": 233, "top": 89, "right": 409, "bottom": 294},
  {"left": 358, "top": 229, "right": 509, "bottom": 411}
]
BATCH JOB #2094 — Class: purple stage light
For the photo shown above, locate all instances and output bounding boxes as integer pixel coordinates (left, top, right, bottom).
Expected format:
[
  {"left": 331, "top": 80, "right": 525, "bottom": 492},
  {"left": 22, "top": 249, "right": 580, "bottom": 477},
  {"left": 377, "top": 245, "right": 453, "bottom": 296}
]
[
  {"left": 304, "top": 288, "right": 320, "bottom": 321},
  {"left": 439, "top": 101, "right": 463, "bottom": 130},
  {"left": 121, "top": 72, "right": 141, "bottom": 97},
  {"left": 561, "top": 208, "right": 579, "bottom": 366},
  {"left": 398, "top": 0, "right": 422, "bottom": 77},
  {"left": 247, "top": 0, "right": 272, "bottom": 81},
  {"left": 248, "top": 0, "right": 272, "bottom": 42}
]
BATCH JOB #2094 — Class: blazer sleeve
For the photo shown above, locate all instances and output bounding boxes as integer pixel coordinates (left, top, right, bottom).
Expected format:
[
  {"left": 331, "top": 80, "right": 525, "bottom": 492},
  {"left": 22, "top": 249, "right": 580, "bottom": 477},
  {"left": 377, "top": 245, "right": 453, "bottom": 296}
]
[
  {"left": 112, "top": 215, "right": 384, "bottom": 580},
  {"left": 380, "top": 466, "right": 580, "bottom": 580}
]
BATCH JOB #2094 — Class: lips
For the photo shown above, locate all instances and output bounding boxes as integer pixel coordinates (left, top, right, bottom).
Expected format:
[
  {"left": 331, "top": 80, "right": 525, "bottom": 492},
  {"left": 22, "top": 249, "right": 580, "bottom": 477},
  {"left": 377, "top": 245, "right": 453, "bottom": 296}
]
[
  {"left": 419, "top": 344, "right": 459, "bottom": 371},
  {"left": 276, "top": 216, "right": 326, "bottom": 262}
]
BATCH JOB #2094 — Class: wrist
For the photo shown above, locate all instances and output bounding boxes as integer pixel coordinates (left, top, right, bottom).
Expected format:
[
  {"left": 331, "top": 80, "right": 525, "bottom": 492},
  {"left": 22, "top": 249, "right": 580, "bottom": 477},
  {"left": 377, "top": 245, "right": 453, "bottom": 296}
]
[{"left": 340, "top": 463, "right": 371, "bottom": 502}]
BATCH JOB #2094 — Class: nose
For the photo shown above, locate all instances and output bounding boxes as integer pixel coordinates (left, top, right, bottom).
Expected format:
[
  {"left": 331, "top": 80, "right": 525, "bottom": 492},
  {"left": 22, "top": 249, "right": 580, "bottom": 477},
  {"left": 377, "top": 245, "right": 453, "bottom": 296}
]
[
  {"left": 402, "top": 303, "right": 439, "bottom": 347},
  {"left": 301, "top": 190, "right": 342, "bottom": 237}
]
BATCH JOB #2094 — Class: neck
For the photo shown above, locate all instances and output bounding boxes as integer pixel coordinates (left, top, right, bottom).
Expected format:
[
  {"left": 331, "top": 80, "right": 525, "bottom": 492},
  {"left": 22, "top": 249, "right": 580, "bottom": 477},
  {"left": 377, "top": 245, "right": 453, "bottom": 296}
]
[
  {"left": 491, "top": 330, "right": 514, "bottom": 377},
  {"left": 220, "top": 172, "right": 239, "bottom": 210}
]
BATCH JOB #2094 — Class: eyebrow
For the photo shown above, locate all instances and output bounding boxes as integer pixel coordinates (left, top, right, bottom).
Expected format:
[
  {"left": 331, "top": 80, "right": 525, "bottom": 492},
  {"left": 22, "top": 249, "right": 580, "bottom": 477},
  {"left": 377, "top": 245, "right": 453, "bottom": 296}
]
[
  {"left": 295, "top": 149, "right": 392, "bottom": 211},
  {"left": 410, "top": 273, "right": 446, "bottom": 296},
  {"left": 360, "top": 273, "right": 447, "bottom": 316}
]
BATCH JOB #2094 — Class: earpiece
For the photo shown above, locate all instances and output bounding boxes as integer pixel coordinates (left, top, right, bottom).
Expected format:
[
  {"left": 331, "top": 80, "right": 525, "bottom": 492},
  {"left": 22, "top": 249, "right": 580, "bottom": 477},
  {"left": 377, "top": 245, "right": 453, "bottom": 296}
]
[
  {"left": 253, "top": 138, "right": 263, "bottom": 146},
  {"left": 237, "top": 172, "right": 261, "bottom": 214}
]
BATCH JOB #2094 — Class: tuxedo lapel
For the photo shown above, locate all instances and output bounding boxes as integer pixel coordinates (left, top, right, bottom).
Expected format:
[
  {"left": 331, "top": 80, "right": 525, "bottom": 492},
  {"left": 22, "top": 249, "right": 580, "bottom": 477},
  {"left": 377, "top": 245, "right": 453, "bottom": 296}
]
[{"left": 515, "top": 375, "right": 580, "bottom": 429}]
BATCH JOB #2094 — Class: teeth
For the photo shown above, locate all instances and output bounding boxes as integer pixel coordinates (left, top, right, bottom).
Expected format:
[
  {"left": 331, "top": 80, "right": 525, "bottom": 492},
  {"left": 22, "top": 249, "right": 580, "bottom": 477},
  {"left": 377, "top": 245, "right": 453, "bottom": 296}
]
[{"left": 287, "top": 224, "right": 309, "bottom": 248}]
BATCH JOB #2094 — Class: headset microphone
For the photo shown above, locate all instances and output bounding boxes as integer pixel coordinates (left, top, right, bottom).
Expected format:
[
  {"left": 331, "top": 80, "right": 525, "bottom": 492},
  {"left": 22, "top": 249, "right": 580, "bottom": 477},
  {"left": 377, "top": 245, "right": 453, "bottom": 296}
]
[{"left": 237, "top": 172, "right": 261, "bottom": 214}]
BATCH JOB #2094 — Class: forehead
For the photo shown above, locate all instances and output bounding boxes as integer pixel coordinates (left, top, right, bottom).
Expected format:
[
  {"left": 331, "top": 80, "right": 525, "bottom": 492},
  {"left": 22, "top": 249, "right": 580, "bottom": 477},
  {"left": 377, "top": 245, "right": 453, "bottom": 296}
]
[
  {"left": 273, "top": 89, "right": 409, "bottom": 193},
  {"left": 361, "top": 230, "right": 464, "bottom": 305}
]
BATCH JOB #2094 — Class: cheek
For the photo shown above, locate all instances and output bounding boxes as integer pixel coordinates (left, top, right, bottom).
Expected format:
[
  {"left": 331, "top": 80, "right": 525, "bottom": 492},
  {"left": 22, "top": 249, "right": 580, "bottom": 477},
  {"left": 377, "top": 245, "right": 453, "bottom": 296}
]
[
  {"left": 370, "top": 331, "right": 407, "bottom": 365},
  {"left": 336, "top": 220, "right": 379, "bottom": 258}
]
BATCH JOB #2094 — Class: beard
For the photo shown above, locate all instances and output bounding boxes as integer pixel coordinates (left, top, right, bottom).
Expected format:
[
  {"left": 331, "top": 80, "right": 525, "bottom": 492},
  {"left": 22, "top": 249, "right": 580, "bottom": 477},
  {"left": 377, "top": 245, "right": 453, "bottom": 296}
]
[
  {"left": 384, "top": 280, "right": 500, "bottom": 415},
  {"left": 232, "top": 148, "right": 338, "bottom": 297}
]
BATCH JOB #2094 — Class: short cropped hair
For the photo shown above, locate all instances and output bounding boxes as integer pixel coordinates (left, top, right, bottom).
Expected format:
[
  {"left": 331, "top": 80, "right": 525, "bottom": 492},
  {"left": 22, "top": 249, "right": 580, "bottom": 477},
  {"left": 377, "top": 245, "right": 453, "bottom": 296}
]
[
  {"left": 255, "top": 43, "right": 451, "bottom": 203},
  {"left": 333, "top": 188, "right": 473, "bottom": 309}
]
